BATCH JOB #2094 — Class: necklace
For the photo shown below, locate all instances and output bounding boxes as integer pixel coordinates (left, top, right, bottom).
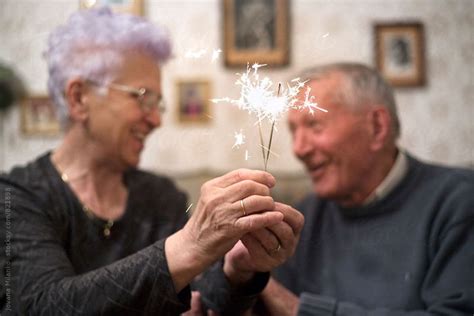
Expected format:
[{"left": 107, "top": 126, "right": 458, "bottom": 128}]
[{"left": 60, "top": 171, "right": 114, "bottom": 238}]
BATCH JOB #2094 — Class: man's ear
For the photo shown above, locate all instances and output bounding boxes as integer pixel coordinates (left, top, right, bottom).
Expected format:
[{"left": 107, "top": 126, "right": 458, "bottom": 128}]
[
  {"left": 368, "top": 106, "right": 392, "bottom": 151},
  {"left": 64, "top": 78, "right": 90, "bottom": 123}
]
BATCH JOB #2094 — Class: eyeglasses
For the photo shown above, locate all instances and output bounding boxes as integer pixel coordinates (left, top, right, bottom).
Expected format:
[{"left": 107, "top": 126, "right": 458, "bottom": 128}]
[{"left": 87, "top": 80, "right": 166, "bottom": 114}]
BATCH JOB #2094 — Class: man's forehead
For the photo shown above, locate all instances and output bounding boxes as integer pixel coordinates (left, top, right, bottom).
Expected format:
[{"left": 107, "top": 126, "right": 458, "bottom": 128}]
[
  {"left": 288, "top": 107, "right": 315, "bottom": 122},
  {"left": 306, "top": 72, "right": 344, "bottom": 90}
]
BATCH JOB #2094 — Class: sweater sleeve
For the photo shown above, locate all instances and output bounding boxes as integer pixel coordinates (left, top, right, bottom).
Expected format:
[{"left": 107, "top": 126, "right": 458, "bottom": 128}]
[
  {"left": 196, "top": 260, "right": 270, "bottom": 315},
  {"left": 0, "top": 180, "right": 191, "bottom": 315}
]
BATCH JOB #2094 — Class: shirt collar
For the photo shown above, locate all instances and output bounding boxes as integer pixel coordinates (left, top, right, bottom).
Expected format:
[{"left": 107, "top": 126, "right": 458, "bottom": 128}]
[{"left": 363, "top": 150, "right": 408, "bottom": 205}]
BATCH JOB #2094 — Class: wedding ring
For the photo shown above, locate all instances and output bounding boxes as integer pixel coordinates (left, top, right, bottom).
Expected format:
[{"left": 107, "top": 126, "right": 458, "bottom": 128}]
[
  {"left": 240, "top": 199, "right": 247, "bottom": 216},
  {"left": 269, "top": 243, "right": 281, "bottom": 254}
]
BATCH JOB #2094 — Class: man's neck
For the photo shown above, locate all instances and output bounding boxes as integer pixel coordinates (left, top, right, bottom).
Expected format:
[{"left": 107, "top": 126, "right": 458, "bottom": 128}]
[
  {"left": 337, "top": 148, "right": 399, "bottom": 208},
  {"left": 363, "top": 149, "right": 408, "bottom": 205}
]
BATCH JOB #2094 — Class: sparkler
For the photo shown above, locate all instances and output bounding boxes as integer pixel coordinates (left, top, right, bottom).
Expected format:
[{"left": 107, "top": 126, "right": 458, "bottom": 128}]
[
  {"left": 184, "top": 48, "right": 223, "bottom": 62},
  {"left": 232, "top": 129, "right": 246, "bottom": 148},
  {"left": 211, "top": 49, "right": 222, "bottom": 62},
  {"left": 245, "top": 150, "right": 251, "bottom": 161},
  {"left": 212, "top": 63, "right": 327, "bottom": 170},
  {"left": 184, "top": 49, "right": 207, "bottom": 59}
]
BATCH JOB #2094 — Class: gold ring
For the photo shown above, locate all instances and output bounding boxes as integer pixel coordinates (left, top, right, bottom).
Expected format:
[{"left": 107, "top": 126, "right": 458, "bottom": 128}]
[
  {"left": 269, "top": 243, "right": 281, "bottom": 254},
  {"left": 240, "top": 199, "right": 247, "bottom": 216}
]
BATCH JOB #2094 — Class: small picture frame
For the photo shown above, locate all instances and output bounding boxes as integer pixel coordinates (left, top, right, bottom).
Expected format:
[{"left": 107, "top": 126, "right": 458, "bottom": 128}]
[
  {"left": 21, "top": 96, "right": 60, "bottom": 135},
  {"left": 176, "top": 80, "right": 211, "bottom": 124},
  {"left": 374, "top": 22, "right": 425, "bottom": 87},
  {"left": 79, "top": 0, "right": 143, "bottom": 16},
  {"left": 223, "top": 0, "right": 289, "bottom": 67}
]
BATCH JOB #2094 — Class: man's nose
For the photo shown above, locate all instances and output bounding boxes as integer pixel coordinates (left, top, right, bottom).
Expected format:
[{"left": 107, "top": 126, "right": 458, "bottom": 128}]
[{"left": 293, "top": 129, "right": 313, "bottom": 159}]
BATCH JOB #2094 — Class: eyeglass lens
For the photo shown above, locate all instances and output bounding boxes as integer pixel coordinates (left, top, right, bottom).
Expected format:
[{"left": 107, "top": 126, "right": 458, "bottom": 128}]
[{"left": 139, "top": 91, "right": 165, "bottom": 113}]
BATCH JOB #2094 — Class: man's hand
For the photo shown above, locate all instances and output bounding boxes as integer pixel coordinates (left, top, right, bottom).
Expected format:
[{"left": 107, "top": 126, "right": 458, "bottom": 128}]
[
  {"left": 181, "top": 291, "right": 205, "bottom": 316},
  {"left": 260, "top": 278, "right": 299, "bottom": 316},
  {"left": 223, "top": 203, "right": 304, "bottom": 285}
]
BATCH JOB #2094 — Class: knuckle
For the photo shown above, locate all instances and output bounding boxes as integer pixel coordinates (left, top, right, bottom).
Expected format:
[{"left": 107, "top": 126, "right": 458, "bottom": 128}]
[
  {"left": 199, "top": 192, "right": 222, "bottom": 212},
  {"left": 236, "top": 168, "right": 248, "bottom": 181},
  {"left": 200, "top": 181, "right": 211, "bottom": 195}
]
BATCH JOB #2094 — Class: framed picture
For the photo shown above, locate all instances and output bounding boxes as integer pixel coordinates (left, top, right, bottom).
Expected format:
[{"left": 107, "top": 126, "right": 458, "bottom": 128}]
[
  {"left": 374, "top": 22, "right": 425, "bottom": 87},
  {"left": 80, "top": 0, "right": 143, "bottom": 16},
  {"left": 21, "top": 96, "right": 60, "bottom": 135},
  {"left": 223, "top": 0, "right": 289, "bottom": 67},
  {"left": 176, "top": 80, "right": 211, "bottom": 124}
]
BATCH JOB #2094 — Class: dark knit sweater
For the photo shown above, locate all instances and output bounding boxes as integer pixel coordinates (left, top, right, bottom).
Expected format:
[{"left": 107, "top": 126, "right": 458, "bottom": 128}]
[
  {"left": 0, "top": 152, "right": 267, "bottom": 315},
  {"left": 274, "top": 155, "right": 474, "bottom": 315}
]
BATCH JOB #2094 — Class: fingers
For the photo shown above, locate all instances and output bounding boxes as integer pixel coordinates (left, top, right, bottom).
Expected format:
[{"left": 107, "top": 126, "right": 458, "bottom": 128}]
[
  {"left": 273, "top": 202, "right": 305, "bottom": 235},
  {"left": 241, "top": 204, "right": 304, "bottom": 261},
  {"left": 249, "top": 227, "right": 281, "bottom": 254},
  {"left": 198, "top": 171, "right": 274, "bottom": 212},
  {"left": 206, "top": 169, "right": 276, "bottom": 189},
  {"left": 181, "top": 291, "right": 203, "bottom": 316},
  {"left": 240, "top": 233, "right": 266, "bottom": 259},
  {"left": 265, "top": 223, "right": 294, "bottom": 254},
  {"left": 235, "top": 195, "right": 274, "bottom": 217},
  {"left": 177, "top": 169, "right": 283, "bottom": 276},
  {"left": 235, "top": 210, "right": 284, "bottom": 233},
  {"left": 226, "top": 180, "right": 272, "bottom": 202}
]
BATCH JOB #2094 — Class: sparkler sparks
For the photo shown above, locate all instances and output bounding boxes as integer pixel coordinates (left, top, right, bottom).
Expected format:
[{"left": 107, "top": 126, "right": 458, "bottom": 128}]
[
  {"left": 185, "top": 49, "right": 207, "bottom": 59},
  {"left": 185, "top": 203, "right": 193, "bottom": 214},
  {"left": 211, "top": 49, "right": 222, "bottom": 62},
  {"left": 232, "top": 130, "right": 246, "bottom": 148},
  {"left": 212, "top": 63, "right": 323, "bottom": 124},
  {"left": 245, "top": 150, "right": 251, "bottom": 161},
  {"left": 301, "top": 86, "right": 328, "bottom": 115},
  {"left": 212, "top": 63, "right": 327, "bottom": 170},
  {"left": 184, "top": 48, "right": 223, "bottom": 62}
]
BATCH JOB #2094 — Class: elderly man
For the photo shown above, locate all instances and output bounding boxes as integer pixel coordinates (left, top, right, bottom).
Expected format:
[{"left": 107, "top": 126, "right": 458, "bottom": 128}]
[
  {"left": 257, "top": 63, "right": 473, "bottom": 315},
  {"left": 0, "top": 8, "right": 303, "bottom": 315}
]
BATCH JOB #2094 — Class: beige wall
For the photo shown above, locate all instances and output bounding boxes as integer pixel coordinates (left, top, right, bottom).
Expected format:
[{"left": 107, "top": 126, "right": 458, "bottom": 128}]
[{"left": 1, "top": 0, "right": 472, "bottom": 192}]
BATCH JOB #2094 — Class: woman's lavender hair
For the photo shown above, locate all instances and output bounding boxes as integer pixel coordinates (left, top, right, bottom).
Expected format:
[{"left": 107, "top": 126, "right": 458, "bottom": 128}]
[{"left": 44, "top": 7, "right": 172, "bottom": 129}]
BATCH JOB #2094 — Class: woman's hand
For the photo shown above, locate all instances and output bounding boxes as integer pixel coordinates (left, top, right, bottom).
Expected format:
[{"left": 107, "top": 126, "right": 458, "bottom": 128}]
[{"left": 165, "top": 169, "right": 284, "bottom": 292}]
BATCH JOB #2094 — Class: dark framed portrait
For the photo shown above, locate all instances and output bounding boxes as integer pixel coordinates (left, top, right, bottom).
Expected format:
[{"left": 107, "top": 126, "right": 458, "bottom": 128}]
[
  {"left": 176, "top": 80, "right": 211, "bottom": 124},
  {"left": 223, "top": 0, "right": 289, "bottom": 67},
  {"left": 374, "top": 22, "right": 425, "bottom": 87},
  {"left": 80, "top": 0, "right": 143, "bottom": 15},
  {"left": 21, "top": 96, "right": 60, "bottom": 135}
]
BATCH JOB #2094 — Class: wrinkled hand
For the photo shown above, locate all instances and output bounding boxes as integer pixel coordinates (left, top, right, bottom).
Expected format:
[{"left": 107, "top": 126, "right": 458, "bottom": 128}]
[
  {"left": 185, "top": 169, "right": 285, "bottom": 261},
  {"left": 166, "top": 169, "right": 285, "bottom": 292},
  {"left": 224, "top": 203, "right": 304, "bottom": 284}
]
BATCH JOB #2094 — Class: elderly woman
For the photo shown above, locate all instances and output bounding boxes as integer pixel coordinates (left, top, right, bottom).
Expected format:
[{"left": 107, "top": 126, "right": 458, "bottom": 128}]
[{"left": 0, "top": 8, "right": 303, "bottom": 315}]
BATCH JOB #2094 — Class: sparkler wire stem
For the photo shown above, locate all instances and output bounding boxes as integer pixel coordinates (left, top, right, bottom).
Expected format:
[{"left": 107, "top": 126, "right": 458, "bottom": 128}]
[
  {"left": 265, "top": 120, "right": 275, "bottom": 171},
  {"left": 258, "top": 120, "right": 267, "bottom": 169},
  {"left": 263, "top": 83, "right": 281, "bottom": 171}
]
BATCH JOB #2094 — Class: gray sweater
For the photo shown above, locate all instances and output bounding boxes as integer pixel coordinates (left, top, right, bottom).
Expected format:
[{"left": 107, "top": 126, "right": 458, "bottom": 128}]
[{"left": 274, "top": 155, "right": 474, "bottom": 315}]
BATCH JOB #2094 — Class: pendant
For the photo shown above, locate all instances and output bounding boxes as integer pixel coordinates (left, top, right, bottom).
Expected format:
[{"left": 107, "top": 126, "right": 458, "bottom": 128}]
[{"left": 103, "top": 219, "right": 114, "bottom": 238}]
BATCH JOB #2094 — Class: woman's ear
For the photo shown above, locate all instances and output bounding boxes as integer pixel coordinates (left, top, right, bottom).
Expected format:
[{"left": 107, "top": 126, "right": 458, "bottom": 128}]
[
  {"left": 368, "top": 106, "right": 392, "bottom": 151},
  {"left": 64, "top": 78, "right": 90, "bottom": 122}
]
